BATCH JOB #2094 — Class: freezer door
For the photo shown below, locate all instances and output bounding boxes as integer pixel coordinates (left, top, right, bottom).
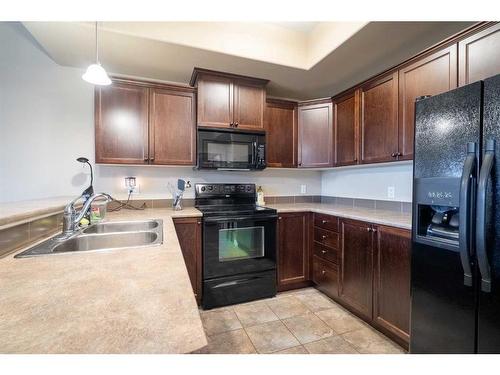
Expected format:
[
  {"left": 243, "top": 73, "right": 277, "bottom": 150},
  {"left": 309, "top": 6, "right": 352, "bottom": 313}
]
[
  {"left": 411, "top": 82, "right": 482, "bottom": 353},
  {"left": 477, "top": 73, "right": 500, "bottom": 353}
]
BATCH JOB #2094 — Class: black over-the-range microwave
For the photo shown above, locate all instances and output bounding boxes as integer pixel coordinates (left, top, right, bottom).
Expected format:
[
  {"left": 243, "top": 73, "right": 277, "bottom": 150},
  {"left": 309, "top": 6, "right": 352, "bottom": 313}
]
[{"left": 196, "top": 128, "right": 266, "bottom": 170}]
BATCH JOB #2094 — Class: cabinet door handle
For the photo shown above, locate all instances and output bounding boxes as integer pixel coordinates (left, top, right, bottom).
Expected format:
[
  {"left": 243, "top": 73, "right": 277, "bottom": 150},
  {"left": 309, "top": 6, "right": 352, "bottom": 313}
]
[
  {"left": 298, "top": 163, "right": 302, "bottom": 166},
  {"left": 366, "top": 227, "right": 371, "bottom": 232},
  {"left": 150, "top": 157, "right": 155, "bottom": 162},
  {"left": 234, "top": 122, "right": 239, "bottom": 127},
  {"left": 321, "top": 250, "right": 327, "bottom": 254},
  {"left": 229, "top": 122, "right": 234, "bottom": 127},
  {"left": 144, "top": 157, "right": 149, "bottom": 162},
  {"left": 397, "top": 152, "right": 402, "bottom": 157},
  {"left": 278, "top": 217, "right": 282, "bottom": 220},
  {"left": 321, "top": 220, "right": 328, "bottom": 224},
  {"left": 321, "top": 235, "right": 327, "bottom": 239},
  {"left": 391, "top": 152, "right": 397, "bottom": 157},
  {"left": 321, "top": 270, "right": 326, "bottom": 275},
  {"left": 372, "top": 228, "right": 377, "bottom": 233}
]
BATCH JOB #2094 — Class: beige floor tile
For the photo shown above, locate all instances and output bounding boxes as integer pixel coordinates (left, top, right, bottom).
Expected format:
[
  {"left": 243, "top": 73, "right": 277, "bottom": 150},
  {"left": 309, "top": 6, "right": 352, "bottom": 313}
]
[
  {"left": 206, "top": 329, "right": 256, "bottom": 354},
  {"left": 294, "top": 292, "right": 337, "bottom": 312},
  {"left": 304, "top": 336, "right": 358, "bottom": 354},
  {"left": 282, "top": 313, "right": 335, "bottom": 344},
  {"left": 272, "top": 345, "right": 309, "bottom": 354},
  {"left": 245, "top": 320, "right": 300, "bottom": 353},
  {"left": 200, "top": 308, "right": 243, "bottom": 336},
  {"left": 342, "top": 327, "right": 404, "bottom": 354},
  {"left": 315, "top": 307, "right": 367, "bottom": 334},
  {"left": 266, "top": 296, "right": 311, "bottom": 319},
  {"left": 277, "top": 287, "right": 318, "bottom": 298},
  {"left": 234, "top": 301, "right": 279, "bottom": 327}
]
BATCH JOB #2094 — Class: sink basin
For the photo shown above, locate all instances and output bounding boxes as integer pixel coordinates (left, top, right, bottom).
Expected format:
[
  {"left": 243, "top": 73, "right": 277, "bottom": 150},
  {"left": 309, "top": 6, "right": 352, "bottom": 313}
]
[
  {"left": 15, "top": 219, "right": 163, "bottom": 258},
  {"left": 83, "top": 220, "right": 160, "bottom": 234}
]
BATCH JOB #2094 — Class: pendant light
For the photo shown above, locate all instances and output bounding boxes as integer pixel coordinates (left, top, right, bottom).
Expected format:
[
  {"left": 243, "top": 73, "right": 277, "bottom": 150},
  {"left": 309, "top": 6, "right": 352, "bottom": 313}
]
[{"left": 82, "top": 22, "right": 112, "bottom": 86}]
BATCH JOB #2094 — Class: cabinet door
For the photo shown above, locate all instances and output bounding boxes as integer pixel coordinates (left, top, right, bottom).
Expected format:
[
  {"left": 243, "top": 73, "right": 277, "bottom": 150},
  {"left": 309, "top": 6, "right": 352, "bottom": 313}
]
[
  {"left": 173, "top": 217, "right": 202, "bottom": 304},
  {"left": 277, "top": 212, "right": 310, "bottom": 291},
  {"left": 95, "top": 82, "right": 149, "bottom": 164},
  {"left": 149, "top": 88, "right": 196, "bottom": 165},
  {"left": 399, "top": 45, "right": 458, "bottom": 160},
  {"left": 459, "top": 23, "right": 500, "bottom": 86},
  {"left": 298, "top": 101, "right": 333, "bottom": 167},
  {"left": 360, "top": 72, "right": 399, "bottom": 164},
  {"left": 197, "top": 74, "right": 233, "bottom": 128},
  {"left": 339, "top": 219, "right": 374, "bottom": 320},
  {"left": 373, "top": 226, "right": 411, "bottom": 345},
  {"left": 334, "top": 90, "right": 359, "bottom": 166},
  {"left": 264, "top": 99, "right": 297, "bottom": 167},
  {"left": 233, "top": 79, "right": 266, "bottom": 130}
]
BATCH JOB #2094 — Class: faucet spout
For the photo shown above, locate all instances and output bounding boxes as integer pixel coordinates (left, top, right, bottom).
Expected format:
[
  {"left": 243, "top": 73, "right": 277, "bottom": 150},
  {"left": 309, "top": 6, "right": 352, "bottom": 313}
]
[{"left": 61, "top": 193, "right": 113, "bottom": 236}]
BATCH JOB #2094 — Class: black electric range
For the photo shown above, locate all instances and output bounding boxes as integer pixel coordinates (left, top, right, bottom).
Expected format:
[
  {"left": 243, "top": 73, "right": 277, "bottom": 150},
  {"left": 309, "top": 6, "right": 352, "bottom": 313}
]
[{"left": 195, "top": 183, "right": 278, "bottom": 309}]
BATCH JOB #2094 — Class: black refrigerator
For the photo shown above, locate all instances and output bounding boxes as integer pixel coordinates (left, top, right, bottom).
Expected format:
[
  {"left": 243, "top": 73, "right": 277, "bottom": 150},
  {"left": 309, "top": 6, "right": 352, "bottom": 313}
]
[{"left": 411, "top": 73, "right": 500, "bottom": 353}]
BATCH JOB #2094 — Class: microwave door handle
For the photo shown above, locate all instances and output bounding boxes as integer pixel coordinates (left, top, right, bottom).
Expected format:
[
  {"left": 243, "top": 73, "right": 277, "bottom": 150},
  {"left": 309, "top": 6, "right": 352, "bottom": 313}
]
[
  {"left": 459, "top": 142, "right": 476, "bottom": 287},
  {"left": 476, "top": 139, "right": 495, "bottom": 293},
  {"left": 253, "top": 141, "right": 257, "bottom": 165},
  {"left": 203, "top": 214, "right": 278, "bottom": 223}
]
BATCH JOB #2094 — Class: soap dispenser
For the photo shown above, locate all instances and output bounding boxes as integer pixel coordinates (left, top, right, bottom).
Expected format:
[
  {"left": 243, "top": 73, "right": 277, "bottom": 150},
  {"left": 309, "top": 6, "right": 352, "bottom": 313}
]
[{"left": 256, "top": 186, "right": 265, "bottom": 206}]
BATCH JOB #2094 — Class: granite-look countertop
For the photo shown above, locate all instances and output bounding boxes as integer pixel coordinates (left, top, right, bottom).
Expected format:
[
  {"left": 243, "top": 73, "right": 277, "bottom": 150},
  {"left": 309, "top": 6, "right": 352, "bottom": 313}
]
[
  {"left": 268, "top": 203, "right": 412, "bottom": 230},
  {"left": 0, "top": 207, "right": 205, "bottom": 354}
]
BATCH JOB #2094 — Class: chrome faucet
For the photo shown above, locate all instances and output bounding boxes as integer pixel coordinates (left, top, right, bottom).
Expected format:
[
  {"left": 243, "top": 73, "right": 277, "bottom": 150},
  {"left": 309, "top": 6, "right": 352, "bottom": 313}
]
[{"left": 61, "top": 193, "right": 113, "bottom": 237}]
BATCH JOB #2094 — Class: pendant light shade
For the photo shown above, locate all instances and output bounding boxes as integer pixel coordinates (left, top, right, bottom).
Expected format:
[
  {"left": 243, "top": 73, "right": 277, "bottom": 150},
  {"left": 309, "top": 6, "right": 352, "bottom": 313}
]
[{"left": 82, "top": 22, "right": 111, "bottom": 86}]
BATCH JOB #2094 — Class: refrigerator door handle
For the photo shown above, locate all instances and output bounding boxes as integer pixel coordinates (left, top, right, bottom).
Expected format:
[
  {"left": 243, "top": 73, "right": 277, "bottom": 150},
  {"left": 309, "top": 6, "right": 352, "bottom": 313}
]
[
  {"left": 476, "top": 139, "right": 495, "bottom": 293},
  {"left": 459, "top": 142, "right": 476, "bottom": 287}
]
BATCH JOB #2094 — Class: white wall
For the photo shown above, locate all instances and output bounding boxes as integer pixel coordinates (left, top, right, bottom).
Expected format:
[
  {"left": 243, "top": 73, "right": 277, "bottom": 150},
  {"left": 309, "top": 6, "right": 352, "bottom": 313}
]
[
  {"left": 0, "top": 22, "right": 94, "bottom": 203},
  {"left": 321, "top": 162, "right": 413, "bottom": 202},
  {"left": 95, "top": 166, "right": 321, "bottom": 200}
]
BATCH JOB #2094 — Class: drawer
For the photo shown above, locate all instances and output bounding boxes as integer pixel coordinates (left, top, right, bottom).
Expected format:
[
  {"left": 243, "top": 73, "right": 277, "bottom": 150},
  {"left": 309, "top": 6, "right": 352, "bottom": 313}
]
[
  {"left": 312, "top": 255, "right": 338, "bottom": 299},
  {"left": 314, "top": 227, "right": 339, "bottom": 249},
  {"left": 313, "top": 242, "right": 338, "bottom": 264},
  {"left": 314, "top": 213, "right": 339, "bottom": 232}
]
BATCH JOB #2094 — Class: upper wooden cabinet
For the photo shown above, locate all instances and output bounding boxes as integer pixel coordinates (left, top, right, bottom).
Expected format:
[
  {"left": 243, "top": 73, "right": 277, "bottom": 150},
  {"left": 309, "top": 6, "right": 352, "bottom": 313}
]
[
  {"left": 459, "top": 23, "right": 500, "bottom": 86},
  {"left": 191, "top": 68, "right": 268, "bottom": 130},
  {"left": 264, "top": 99, "right": 297, "bottom": 168},
  {"left": 359, "top": 72, "right": 399, "bottom": 164},
  {"left": 398, "top": 45, "right": 458, "bottom": 160},
  {"left": 95, "top": 78, "right": 196, "bottom": 165},
  {"left": 298, "top": 99, "right": 334, "bottom": 168},
  {"left": 277, "top": 212, "right": 310, "bottom": 291},
  {"left": 95, "top": 82, "right": 149, "bottom": 164},
  {"left": 149, "top": 88, "right": 196, "bottom": 165},
  {"left": 373, "top": 225, "right": 411, "bottom": 346},
  {"left": 334, "top": 90, "right": 359, "bottom": 166}
]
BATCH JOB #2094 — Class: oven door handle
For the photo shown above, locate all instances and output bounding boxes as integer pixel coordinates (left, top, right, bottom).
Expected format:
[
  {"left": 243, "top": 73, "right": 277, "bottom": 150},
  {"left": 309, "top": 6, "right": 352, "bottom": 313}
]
[{"left": 203, "top": 214, "right": 278, "bottom": 223}]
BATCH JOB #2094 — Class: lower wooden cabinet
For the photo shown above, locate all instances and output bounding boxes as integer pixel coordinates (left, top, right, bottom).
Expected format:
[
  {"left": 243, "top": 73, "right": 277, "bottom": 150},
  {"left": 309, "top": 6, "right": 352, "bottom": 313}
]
[
  {"left": 312, "top": 255, "right": 339, "bottom": 298},
  {"left": 373, "top": 225, "right": 411, "bottom": 345},
  {"left": 277, "top": 212, "right": 311, "bottom": 291},
  {"left": 173, "top": 217, "right": 202, "bottom": 304},
  {"left": 339, "top": 219, "right": 374, "bottom": 320}
]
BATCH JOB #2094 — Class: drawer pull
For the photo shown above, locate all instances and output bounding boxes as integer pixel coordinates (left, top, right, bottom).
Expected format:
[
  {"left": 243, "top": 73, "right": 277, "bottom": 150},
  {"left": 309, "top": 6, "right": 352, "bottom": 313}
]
[
  {"left": 321, "top": 270, "right": 326, "bottom": 275},
  {"left": 321, "top": 250, "right": 327, "bottom": 254},
  {"left": 321, "top": 235, "right": 327, "bottom": 240},
  {"left": 321, "top": 220, "right": 328, "bottom": 224}
]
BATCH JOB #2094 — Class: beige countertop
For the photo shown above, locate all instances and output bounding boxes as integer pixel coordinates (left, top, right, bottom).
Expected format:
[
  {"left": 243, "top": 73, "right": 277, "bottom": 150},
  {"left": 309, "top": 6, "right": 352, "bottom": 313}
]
[
  {"left": 0, "top": 207, "right": 206, "bottom": 354},
  {"left": 268, "top": 203, "right": 412, "bottom": 230}
]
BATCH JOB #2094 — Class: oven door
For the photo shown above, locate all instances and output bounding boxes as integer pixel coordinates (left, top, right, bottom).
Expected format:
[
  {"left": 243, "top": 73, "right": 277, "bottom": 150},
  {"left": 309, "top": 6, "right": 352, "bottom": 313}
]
[
  {"left": 203, "top": 214, "right": 277, "bottom": 279},
  {"left": 198, "top": 130, "right": 257, "bottom": 170}
]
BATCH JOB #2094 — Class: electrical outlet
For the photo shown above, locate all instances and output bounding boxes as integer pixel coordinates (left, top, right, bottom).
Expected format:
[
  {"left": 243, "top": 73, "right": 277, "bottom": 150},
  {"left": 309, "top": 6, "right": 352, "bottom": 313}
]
[
  {"left": 387, "top": 186, "right": 395, "bottom": 199},
  {"left": 300, "top": 185, "right": 307, "bottom": 194}
]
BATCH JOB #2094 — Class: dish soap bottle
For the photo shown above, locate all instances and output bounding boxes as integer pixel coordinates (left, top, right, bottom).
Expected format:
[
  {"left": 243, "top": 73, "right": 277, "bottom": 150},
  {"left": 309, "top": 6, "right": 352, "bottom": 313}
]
[{"left": 256, "top": 186, "right": 265, "bottom": 206}]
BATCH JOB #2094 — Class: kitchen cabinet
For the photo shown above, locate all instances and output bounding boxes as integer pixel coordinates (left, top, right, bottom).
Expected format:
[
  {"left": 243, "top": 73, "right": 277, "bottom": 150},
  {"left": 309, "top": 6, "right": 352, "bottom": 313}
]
[
  {"left": 312, "top": 255, "right": 339, "bottom": 298},
  {"left": 459, "top": 23, "right": 500, "bottom": 86},
  {"left": 339, "top": 219, "right": 374, "bottom": 320},
  {"left": 277, "top": 212, "right": 310, "bottom": 291},
  {"left": 95, "top": 81, "right": 149, "bottom": 164},
  {"left": 373, "top": 225, "right": 411, "bottom": 346},
  {"left": 95, "top": 78, "right": 196, "bottom": 165},
  {"left": 334, "top": 90, "right": 359, "bottom": 166},
  {"left": 298, "top": 99, "right": 334, "bottom": 167},
  {"left": 398, "top": 45, "right": 458, "bottom": 160},
  {"left": 173, "top": 217, "right": 202, "bottom": 304},
  {"left": 149, "top": 87, "right": 196, "bottom": 165},
  {"left": 359, "top": 71, "right": 399, "bottom": 164},
  {"left": 264, "top": 99, "right": 298, "bottom": 168},
  {"left": 191, "top": 68, "right": 268, "bottom": 130}
]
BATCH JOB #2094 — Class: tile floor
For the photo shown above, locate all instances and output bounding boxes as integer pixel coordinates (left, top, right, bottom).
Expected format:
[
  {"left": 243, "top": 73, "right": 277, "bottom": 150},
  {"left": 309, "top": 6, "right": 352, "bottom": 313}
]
[{"left": 196, "top": 287, "right": 406, "bottom": 354}]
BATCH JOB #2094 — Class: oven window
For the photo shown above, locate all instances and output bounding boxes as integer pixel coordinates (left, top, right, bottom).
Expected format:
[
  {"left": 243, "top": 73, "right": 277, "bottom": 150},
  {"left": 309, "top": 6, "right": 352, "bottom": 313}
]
[
  {"left": 206, "top": 142, "right": 251, "bottom": 163},
  {"left": 218, "top": 226, "right": 265, "bottom": 262}
]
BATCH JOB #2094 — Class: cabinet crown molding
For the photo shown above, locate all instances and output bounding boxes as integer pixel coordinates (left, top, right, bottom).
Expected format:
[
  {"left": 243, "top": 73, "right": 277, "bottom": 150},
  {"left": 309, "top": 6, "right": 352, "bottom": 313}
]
[{"left": 190, "top": 67, "right": 270, "bottom": 87}]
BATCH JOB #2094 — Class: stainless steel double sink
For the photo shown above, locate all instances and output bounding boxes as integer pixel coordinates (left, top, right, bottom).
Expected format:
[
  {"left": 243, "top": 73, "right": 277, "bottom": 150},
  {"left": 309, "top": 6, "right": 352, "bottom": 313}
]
[{"left": 15, "top": 219, "right": 163, "bottom": 258}]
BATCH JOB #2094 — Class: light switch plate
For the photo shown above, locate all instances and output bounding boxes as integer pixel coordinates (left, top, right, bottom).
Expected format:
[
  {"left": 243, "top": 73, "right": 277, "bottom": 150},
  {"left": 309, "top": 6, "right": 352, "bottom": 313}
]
[
  {"left": 387, "top": 186, "right": 395, "bottom": 199},
  {"left": 300, "top": 185, "right": 307, "bottom": 194}
]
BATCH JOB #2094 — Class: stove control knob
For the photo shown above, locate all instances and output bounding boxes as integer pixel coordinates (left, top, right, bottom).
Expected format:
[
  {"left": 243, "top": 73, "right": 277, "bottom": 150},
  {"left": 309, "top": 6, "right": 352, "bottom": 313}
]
[
  {"left": 208, "top": 186, "right": 213, "bottom": 191},
  {"left": 201, "top": 186, "right": 206, "bottom": 192}
]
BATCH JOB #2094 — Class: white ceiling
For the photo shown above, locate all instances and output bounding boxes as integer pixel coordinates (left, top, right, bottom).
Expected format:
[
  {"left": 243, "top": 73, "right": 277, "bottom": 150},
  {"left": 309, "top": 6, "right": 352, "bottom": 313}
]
[{"left": 23, "top": 21, "right": 474, "bottom": 100}]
